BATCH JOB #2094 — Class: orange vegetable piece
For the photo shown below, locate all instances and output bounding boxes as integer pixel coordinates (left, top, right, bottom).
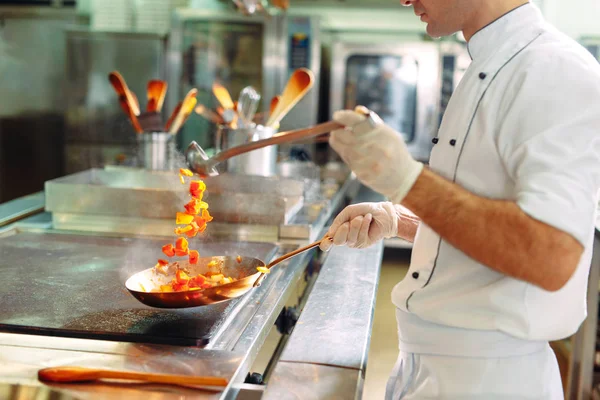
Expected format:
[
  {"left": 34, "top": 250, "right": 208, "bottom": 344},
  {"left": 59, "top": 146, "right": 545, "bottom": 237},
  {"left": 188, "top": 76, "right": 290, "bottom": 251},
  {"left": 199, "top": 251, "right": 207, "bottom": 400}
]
[
  {"left": 179, "top": 168, "right": 193, "bottom": 177},
  {"left": 174, "top": 225, "right": 193, "bottom": 235},
  {"left": 189, "top": 180, "right": 206, "bottom": 199},
  {"left": 176, "top": 269, "right": 190, "bottom": 285},
  {"left": 185, "top": 229, "right": 198, "bottom": 238},
  {"left": 157, "top": 259, "right": 169, "bottom": 266},
  {"left": 176, "top": 212, "right": 194, "bottom": 225},
  {"left": 184, "top": 199, "right": 201, "bottom": 215},
  {"left": 189, "top": 250, "right": 199, "bottom": 264},
  {"left": 202, "top": 208, "right": 213, "bottom": 222},
  {"left": 162, "top": 244, "right": 175, "bottom": 257},
  {"left": 160, "top": 284, "right": 174, "bottom": 292},
  {"left": 175, "top": 248, "right": 189, "bottom": 257},
  {"left": 194, "top": 216, "right": 207, "bottom": 230},
  {"left": 236, "top": 255, "right": 242, "bottom": 263},
  {"left": 176, "top": 237, "right": 188, "bottom": 251},
  {"left": 188, "top": 274, "right": 206, "bottom": 288}
]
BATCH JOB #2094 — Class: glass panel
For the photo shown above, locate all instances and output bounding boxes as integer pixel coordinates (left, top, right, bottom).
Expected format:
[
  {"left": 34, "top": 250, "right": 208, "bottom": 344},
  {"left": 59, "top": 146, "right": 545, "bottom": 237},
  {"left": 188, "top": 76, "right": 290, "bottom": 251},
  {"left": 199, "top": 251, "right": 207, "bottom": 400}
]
[
  {"left": 343, "top": 54, "right": 418, "bottom": 143},
  {"left": 179, "top": 21, "right": 264, "bottom": 150}
]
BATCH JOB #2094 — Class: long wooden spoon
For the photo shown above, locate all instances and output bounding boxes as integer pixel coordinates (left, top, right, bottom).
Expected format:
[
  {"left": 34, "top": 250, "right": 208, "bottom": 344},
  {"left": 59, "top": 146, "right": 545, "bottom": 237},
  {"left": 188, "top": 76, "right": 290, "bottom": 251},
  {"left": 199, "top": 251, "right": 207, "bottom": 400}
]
[
  {"left": 169, "top": 93, "right": 198, "bottom": 134},
  {"left": 270, "top": 95, "right": 281, "bottom": 116},
  {"left": 212, "top": 83, "right": 236, "bottom": 123},
  {"left": 266, "top": 69, "right": 314, "bottom": 128},
  {"left": 165, "top": 102, "right": 182, "bottom": 131},
  {"left": 118, "top": 96, "right": 143, "bottom": 134},
  {"left": 166, "top": 88, "right": 198, "bottom": 133},
  {"left": 38, "top": 366, "right": 228, "bottom": 388},
  {"left": 195, "top": 104, "right": 225, "bottom": 125},
  {"left": 108, "top": 71, "right": 140, "bottom": 116},
  {"left": 147, "top": 80, "right": 168, "bottom": 113}
]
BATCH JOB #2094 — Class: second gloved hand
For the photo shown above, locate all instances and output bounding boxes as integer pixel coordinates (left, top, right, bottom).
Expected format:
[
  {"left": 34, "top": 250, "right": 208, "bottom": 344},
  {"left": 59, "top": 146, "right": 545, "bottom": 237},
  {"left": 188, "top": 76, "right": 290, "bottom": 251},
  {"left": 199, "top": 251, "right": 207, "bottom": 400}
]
[
  {"left": 330, "top": 107, "right": 424, "bottom": 204},
  {"left": 320, "top": 202, "right": 401, "bottom": 252}
]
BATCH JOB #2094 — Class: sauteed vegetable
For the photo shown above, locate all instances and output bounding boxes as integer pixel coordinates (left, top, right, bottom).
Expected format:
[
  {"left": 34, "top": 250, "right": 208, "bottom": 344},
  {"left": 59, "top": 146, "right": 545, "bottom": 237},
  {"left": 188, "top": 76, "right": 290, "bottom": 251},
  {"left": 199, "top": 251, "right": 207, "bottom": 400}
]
[{"left": 145, "top": 169, "right": 237, "bottom": 293}]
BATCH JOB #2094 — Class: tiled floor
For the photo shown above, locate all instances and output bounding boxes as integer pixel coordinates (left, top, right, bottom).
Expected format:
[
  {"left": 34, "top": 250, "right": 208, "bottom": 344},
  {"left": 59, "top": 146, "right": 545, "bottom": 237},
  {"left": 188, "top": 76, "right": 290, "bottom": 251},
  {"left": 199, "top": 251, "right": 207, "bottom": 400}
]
[{"left": 363, "top": 249, "right": 411, "bottom": 400}]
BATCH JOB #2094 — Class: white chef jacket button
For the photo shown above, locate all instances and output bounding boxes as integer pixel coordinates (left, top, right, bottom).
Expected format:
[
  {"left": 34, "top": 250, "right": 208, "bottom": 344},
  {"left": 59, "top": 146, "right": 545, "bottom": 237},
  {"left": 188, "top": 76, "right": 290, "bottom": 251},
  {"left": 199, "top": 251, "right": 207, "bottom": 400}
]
[
  {"left": 449, "top": 139, "right": 457, "bottom": 146},
  {"left": 479, "top": 72, "right": 487, "bottom": 79},
  {"left": 412, "top": 272, "right": 419, "bottom": 279},
  {"left": 432, "top": 138, "right": 439, "bottom": 144}
]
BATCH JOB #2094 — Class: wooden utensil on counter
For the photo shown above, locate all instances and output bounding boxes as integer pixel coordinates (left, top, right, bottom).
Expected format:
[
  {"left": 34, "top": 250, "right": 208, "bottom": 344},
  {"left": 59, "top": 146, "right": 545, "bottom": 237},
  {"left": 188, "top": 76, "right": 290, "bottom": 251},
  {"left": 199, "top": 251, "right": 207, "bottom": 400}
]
[
  {"left": 108, "top": 71, "right": 140, "bottom": 116},
  {"left": 266, "top": 69, "right": 314, "bottom": 128},
  {"left": 38, "top": 366, "right": 228, "bottom": 388},
  {"left": 146, "top": 80, "right": 168, "bottom": 112}
]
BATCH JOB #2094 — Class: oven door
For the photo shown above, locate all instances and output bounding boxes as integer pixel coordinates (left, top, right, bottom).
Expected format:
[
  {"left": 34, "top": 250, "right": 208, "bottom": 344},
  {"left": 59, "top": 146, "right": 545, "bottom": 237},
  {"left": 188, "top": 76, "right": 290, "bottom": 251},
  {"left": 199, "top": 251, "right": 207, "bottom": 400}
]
[{"left": 330, "top": 41, "right": 440, "bottom": 162}]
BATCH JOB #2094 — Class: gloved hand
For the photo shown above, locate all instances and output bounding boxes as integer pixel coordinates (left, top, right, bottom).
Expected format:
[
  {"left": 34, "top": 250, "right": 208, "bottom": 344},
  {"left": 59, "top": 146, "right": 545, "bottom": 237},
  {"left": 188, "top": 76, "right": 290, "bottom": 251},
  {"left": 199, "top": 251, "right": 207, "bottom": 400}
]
[
  {"left": 320, "top": 202, "right": 402, "bottom": 251},
  {"left": 330, "top": 106, "right": 424, "bottom": 203}
]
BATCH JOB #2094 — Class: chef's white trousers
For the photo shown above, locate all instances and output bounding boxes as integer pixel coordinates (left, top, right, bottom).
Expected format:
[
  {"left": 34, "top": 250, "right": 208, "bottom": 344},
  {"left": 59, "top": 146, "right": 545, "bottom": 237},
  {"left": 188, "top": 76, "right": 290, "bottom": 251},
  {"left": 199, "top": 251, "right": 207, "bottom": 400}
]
[
  {"left": 384, "top": 344, "right": 563, "bottom": 399},
  {"left": 385, "top": 309, "right": 564, "bottom": 399}
]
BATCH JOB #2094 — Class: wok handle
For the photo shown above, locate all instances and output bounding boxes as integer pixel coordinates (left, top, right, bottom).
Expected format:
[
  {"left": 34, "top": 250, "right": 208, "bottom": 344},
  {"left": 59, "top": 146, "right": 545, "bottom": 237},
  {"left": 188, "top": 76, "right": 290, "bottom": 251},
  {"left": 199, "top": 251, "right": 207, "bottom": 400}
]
[{"left": 253, "top": 237, "right": 332, "bottom": 288}]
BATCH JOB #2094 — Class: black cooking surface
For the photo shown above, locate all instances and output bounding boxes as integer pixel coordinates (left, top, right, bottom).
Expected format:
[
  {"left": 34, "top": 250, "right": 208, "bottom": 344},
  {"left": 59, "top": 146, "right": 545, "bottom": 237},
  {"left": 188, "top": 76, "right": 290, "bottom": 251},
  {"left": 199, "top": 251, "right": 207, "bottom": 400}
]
[{"left": 0, "top": 231, "right": 278, "bottom": 346}]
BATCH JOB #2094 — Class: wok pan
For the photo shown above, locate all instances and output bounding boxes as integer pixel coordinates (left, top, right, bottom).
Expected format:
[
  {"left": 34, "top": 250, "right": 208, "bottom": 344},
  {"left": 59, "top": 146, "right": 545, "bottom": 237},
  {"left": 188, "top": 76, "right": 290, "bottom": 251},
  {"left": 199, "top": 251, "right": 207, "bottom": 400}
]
[{"left": 126, "top": 237, "right": 329, "bottom": 308}]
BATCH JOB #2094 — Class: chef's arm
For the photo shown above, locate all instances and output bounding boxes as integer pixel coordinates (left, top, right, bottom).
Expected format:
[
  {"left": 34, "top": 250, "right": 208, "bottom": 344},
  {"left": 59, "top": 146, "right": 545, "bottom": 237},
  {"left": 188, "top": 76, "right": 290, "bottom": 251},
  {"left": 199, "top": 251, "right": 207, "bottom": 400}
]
[
  {"left": 402, "top": 167, "right": 584, "bottom": 292},
  {"left": 397, "top": 208, "right": 420, "bottom": 243}
]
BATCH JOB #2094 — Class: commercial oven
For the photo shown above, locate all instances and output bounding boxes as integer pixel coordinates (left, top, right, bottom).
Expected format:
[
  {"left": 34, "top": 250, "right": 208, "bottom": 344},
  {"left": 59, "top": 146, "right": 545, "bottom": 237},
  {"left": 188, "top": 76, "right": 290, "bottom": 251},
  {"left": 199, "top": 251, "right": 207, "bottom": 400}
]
[{"left": 329, "top": 40, "right": 441, "bottom": 162}]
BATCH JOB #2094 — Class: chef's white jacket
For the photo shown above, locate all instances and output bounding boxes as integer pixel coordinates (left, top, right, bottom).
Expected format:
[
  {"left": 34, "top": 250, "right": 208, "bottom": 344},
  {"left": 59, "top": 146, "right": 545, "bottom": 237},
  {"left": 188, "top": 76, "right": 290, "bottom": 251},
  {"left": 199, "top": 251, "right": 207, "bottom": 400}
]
[{"left": 392, "top": 3, "right": 600, "bottom": 355}]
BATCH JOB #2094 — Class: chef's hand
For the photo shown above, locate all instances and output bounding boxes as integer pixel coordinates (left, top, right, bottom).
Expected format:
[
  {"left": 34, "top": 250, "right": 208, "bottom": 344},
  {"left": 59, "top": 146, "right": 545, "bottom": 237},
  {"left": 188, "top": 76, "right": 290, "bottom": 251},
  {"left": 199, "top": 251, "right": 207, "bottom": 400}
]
[
  {"left": 330, "top": 106, "right": 424, "bottom": 203},
  {"left": 320, "top": 202, "right": 401, "bottom": 251}
]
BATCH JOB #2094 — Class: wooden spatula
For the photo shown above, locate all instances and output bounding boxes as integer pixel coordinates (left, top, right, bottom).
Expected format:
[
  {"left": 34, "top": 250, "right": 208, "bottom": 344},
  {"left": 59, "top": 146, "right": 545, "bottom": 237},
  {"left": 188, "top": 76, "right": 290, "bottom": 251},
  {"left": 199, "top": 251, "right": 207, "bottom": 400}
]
[
  {"left": 108, "top": 71, "right": 140, "bottom": 116},
  {"left": 266, "top": 68, "right": 314, "bottom": 128},
  {"left": 212, "top": 83, "right": 236, "bottom": 123},
  {"left": 195, "top": 104, "right": 225, "bottom": 125},
  {"left": 165, "top": 102, "right": 182, "bottom": 131},
  {"left": 168, "top": 88, "right": 198, "bottom": 134},
  {"left": 147, "top": 80, "right": 168, "bottom": 112},
  {"left": 269, "top": 95, "right": 281, "bottom": 116},
  {"left": 118, "top": 96, "right": 143, "bottom": 133},
  {"left": 38, "top": 366, "right": 228, "bottom": 388}
]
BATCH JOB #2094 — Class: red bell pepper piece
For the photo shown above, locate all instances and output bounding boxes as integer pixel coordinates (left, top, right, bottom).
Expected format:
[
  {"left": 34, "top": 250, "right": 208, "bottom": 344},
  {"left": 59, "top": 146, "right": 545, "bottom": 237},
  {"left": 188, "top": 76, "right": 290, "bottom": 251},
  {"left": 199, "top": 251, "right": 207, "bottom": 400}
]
[
  {"left": 189, "top": 250, "right": 199, "bottom": 264},
  {"left": 189, "top": 274, "right": 206, "bottom": 288},
  {"left": 162, "top": 244, "right": 176, "bottom": 257},
  {"left": 176, "top": 237, "right": 189, "bottom": 252},
  {"left": 157, "top": 259, "right": 169, "bottom": 266},
  {"left": 175, "top": 248, "right": 189, "bottom": 257},
  {"left": 189, "top": 180, "right": 206, "bottom": 199}
]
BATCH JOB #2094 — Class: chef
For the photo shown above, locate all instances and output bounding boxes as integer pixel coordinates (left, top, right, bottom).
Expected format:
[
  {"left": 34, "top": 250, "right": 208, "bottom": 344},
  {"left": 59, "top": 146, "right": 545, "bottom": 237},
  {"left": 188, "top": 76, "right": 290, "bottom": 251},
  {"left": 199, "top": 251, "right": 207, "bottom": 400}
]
[{"left": 321, "top": 0, "right": 600, "bottom": 398}]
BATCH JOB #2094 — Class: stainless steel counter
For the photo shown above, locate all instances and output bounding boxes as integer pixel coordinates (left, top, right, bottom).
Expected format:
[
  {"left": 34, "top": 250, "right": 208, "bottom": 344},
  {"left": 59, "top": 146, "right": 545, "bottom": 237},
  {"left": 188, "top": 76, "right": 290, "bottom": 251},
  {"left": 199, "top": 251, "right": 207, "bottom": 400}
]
[
  {"left": 0, "top": 174, "right": 387, "bottom": 400},
  {"left": 566, "top": 219, "right": 600, "bottom": 399},
  {"left": 263, "top": 242, "right": 384, "bottom": 399}
]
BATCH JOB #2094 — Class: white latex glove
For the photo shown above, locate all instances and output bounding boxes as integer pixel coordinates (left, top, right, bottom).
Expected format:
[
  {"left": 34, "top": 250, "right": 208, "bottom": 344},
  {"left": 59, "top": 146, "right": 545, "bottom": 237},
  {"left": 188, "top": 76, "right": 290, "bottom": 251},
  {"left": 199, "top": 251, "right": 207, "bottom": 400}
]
[
  {"left": 320, "top": 202, "right": 402, "bottom": 251},
  {"left": 330, "top": 106, "right": 424, "bottom": 203}
]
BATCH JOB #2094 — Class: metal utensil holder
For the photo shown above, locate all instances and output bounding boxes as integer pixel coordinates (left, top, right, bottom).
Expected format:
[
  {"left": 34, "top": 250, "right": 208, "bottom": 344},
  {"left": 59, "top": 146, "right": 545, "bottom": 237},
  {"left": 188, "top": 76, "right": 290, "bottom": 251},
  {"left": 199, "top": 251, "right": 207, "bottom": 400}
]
[
  {"left": 215, "top": 124, "right": 277, "bottom": 177},
  {"left": 136, "top": 132, "right": 175, "bottom": 171}
]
